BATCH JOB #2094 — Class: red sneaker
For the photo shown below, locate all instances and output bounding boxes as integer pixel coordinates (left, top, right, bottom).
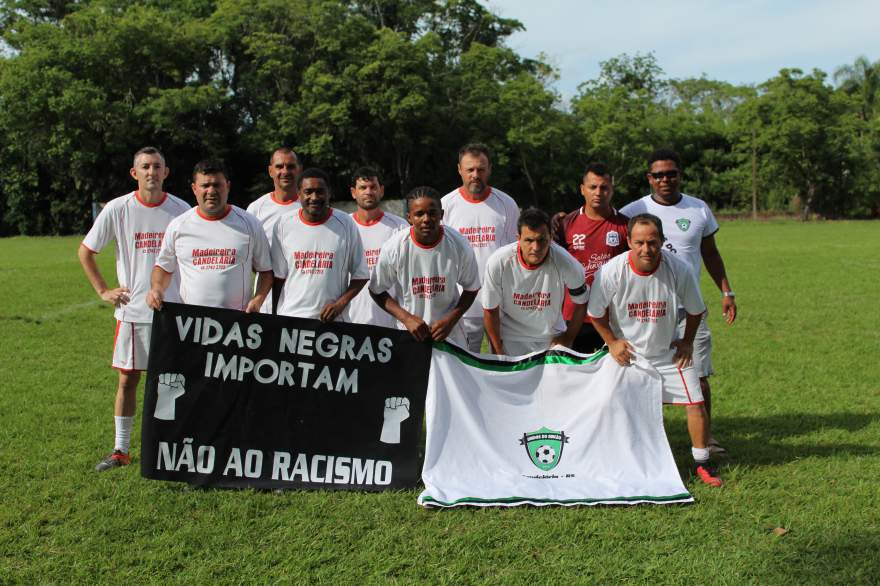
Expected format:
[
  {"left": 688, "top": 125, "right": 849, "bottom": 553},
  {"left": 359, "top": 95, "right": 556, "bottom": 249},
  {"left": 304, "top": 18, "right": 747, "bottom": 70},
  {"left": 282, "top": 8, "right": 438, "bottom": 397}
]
[
  {"left": 95, "top": 450, "right": 131, "bottom": 472},
  {"left": 694, "top": 462, "right": 723, "bottom": 487}
]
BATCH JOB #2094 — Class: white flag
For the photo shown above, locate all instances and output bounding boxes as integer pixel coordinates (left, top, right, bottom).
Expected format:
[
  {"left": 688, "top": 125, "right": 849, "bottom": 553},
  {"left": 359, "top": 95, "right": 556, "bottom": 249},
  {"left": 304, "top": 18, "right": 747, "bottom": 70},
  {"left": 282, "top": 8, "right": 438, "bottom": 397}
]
[{"left": 419, "top": 343, "right": 693, "bottom": 507}]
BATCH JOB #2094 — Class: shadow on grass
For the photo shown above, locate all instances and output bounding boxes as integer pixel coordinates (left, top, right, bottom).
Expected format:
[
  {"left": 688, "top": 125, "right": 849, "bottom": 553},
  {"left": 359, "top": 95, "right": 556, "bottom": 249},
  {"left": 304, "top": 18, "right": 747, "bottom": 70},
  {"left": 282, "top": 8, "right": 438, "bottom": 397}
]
[
  {"left": 667, "top": 412, "right": 879, "bottom": 467},
  {"left": 761, "top": 532, "right": 880, "bottom": 584}
]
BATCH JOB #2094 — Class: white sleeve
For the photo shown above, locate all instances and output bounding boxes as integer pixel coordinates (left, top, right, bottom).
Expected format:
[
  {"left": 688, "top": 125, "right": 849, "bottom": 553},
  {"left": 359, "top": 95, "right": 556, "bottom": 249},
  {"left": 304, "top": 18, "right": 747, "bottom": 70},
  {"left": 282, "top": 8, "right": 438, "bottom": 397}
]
[
  {"left": 81, "top": 203, "right": 115, "bottom": 253},
  {"left": 271, "top": 221, "right": 288, "bottom": 279},
  {"left": 250, "top": 215, "right": 272, "bottom": 272},
  {"left": 154, "top": 220, "right": 178, "bottom": 274},
  {"left": 369, "top": 240, "right": 397, "bottom": 294},
  {"left": 559, "top": 248, "right": 589, "bottom": 305},
  {"left": 586, "top": 264, "right": 612, "bottom": 318},
  {"left": 702, "top": 204, "right": 720, "bottom": 237},
  {"left": 480, "top": 253, "right": 503, "bottom": 310},
  {"left": 458, "top": 242, "right": 481, "bottom": 291},
  {"left": 678, "top": 265, "right": 706, "bottom": 315},
  {"left": 348, "top": 222, "right": 369, "bottom": 280},
  {"left": 503, "top": 198, "right": 520, "bottom": 246}
]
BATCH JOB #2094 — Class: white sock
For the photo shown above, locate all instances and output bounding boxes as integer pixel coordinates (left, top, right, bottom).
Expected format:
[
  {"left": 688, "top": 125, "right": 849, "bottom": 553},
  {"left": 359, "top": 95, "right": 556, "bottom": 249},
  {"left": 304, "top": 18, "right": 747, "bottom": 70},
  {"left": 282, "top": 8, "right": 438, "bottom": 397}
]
[
  {"left": 114, "top": 416, "right": 134, "bottom": 453},
  {"left": 692, "top": 446, "right": 710, "bottom": 463}
]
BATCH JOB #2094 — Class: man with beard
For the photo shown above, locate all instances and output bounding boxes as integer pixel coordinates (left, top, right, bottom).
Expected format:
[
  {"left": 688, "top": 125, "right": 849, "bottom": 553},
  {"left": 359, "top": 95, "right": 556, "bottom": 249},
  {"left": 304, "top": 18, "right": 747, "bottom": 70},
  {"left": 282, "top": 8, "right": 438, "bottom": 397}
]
[
  {"left": 347, "top": 167, "right": 408, "bottom": 327},
  {"left": 441, "top": 143, "right": 519, "bottom": 352},
  {"left": 271, "top": 168, "right": 369, "bottom": 321}
]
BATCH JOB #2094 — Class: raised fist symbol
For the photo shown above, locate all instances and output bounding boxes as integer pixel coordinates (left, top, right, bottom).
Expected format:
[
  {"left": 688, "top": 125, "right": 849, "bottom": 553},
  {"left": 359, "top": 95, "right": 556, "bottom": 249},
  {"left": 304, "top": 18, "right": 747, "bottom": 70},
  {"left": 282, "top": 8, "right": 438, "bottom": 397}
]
[
  {"left": 154, "top": 373, "right": 186, "bottom": 421},
  {"left": 379, "top": 397, "right": 410, "bottom": 444}
]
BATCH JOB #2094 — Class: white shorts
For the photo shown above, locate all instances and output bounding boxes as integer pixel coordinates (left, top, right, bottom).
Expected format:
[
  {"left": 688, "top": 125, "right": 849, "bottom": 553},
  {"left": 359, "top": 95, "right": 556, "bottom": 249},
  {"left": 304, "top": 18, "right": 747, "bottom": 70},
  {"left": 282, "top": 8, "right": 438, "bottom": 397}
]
[
  {"left": 649, "top": 350, "right": 705, "bottom": 406},
  {"left": 112, "top": 321, "right": 151, "bottom": 372},
  {"left": 459, "top": 317, "right": 485, "bottom": 353},
  {"left": 676, "top": 309, "right": 713, "bottom": 378}
]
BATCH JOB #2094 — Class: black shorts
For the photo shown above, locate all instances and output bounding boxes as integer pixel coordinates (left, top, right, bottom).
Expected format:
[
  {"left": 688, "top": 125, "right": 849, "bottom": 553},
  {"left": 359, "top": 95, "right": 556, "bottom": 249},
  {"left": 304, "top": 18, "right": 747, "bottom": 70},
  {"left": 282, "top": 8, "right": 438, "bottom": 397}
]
[{"left": 571, "top": 324, "right": 606, "bottom": 355}]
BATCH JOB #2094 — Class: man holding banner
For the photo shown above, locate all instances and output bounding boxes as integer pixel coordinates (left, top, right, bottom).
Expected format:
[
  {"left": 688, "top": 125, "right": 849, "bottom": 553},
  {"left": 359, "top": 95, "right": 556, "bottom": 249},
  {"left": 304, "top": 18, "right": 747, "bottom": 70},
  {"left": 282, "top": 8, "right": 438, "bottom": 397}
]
[
  {"left": 271, "top": 168, "right": 368, "bottom": 321},
  {"left": 369, "top": 186, "right": 480, "bottom": 347},
  {"left": 587, "top": 213, "right": 723, "bottom": 487},
  {"left": 482, "top": 208, "right": 589, "bottom": 356},
  {"left": 147, "top": 159, "right": 273, "bottom": 313}
]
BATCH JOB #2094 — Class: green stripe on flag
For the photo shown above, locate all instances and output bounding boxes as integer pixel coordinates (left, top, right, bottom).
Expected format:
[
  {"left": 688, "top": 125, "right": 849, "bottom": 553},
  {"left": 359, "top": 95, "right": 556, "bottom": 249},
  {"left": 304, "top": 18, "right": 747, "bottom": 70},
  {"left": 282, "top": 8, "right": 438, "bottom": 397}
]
[{"left": 433, "top": 341, "right": 608, "bottom": 372}]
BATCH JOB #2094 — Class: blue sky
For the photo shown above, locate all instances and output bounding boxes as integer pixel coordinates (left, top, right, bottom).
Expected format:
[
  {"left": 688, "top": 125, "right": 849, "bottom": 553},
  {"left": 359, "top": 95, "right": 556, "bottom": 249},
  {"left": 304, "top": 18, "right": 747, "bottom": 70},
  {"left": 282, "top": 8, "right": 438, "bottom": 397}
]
[{"left": 486, "top": 0, "right": 880, "bottom": 99}]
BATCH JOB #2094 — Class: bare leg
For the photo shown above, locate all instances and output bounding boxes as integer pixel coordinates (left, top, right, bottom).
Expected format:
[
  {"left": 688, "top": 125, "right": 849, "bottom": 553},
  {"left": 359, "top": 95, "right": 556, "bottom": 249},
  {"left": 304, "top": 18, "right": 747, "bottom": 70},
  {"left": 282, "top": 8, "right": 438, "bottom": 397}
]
[{"left": 115, "top": 370, "right": 141, "bottom": 417}]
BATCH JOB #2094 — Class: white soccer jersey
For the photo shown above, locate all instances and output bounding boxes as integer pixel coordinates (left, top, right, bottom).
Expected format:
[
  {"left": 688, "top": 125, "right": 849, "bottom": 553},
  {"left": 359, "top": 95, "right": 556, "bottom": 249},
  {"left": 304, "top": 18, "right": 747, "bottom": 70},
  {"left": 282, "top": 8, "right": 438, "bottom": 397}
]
[
  {"left": 620, "top": 193, "right": 719, "bottom": 279},
  {"left": 155, "top": 206, "right": 271, "bottom": 311},
  {"left": 247, "top": 192, "right": 301, "bottom": 313},
  {"left": 348, "top": 211, "right": 409, "bottom": 327},
  {"left": 82, "top": 191, "right": 190, "bottom": 323},
  {"left": 272, "top": 209, "right": 369, "bottom": 320},
  {"left": 482, "top": 242, "right": 588, "bottom": 345},
  {"left": 441, "top": 186, "right": 519, "bottom": 317},
  {"left": 369, "top": 227, "right": 480, "bottom": 327},
  {"left": 587, "top": 251, "right": 705, "bottom": 358}
]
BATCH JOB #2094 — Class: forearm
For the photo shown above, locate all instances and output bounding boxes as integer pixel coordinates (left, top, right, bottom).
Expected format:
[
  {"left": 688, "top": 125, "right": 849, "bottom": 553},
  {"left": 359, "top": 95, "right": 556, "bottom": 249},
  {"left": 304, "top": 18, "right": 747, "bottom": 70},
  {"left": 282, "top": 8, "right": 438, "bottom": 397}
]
[
  {"left": 254, "top": 271, "right": 273, "bottom": 298},
  {"left": 78, "top": 246, "right": 110, "bottom": 295},
  {"left": 370, "top": 290, "right": 415, "bottom": 323},
  {"left": 483, "top": 307, "right": 504, "bottom": 354},
  {"left": 682, "top": 313, "right": 701, "bottom": 345},
  {"left": 563, "top": 303, "right": 587, "bottom": 339},
  {"left": 702, "top": 245, "right": 732, "bottom": 294},
  {"left": 590, "top": 313, "right": 618, "bottom": 346},
  {"left": 335, "top": 279, "right": 368, "bottom": 307},
  {"left": 150, "top": 266, "right": 172, "bottom": 293},
  {"left": 445, "top": 290, "right": 478, "bottom": 322}
]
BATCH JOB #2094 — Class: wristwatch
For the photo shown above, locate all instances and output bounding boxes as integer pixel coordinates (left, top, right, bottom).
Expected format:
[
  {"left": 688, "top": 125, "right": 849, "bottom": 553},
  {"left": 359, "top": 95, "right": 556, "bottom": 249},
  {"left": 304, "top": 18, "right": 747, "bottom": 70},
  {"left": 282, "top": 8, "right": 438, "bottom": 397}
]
[{"left": 722, "top": 291, "right": 736, "bottom": 298}]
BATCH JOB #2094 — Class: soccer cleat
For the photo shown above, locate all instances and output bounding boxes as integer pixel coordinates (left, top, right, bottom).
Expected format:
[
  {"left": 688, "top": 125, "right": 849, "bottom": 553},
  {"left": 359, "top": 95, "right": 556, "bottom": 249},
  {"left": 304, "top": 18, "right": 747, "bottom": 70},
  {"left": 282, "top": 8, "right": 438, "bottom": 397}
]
[
  {"left": 95, "top": 450, "right": 131, "bottom": 472},
  {"left": 694, "top": 461, "right": 723, "bottom": 487}
]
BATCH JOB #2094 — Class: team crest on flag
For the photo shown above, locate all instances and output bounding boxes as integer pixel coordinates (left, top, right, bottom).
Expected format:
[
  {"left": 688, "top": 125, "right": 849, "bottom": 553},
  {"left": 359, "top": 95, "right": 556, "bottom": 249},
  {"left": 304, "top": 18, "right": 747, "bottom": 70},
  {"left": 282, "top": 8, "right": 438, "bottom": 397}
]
[
  {"left": 675, "top": 218, "right": 691, "bottom": 232},
  {"left": 605, "top": 231, "right": 620, "bottom": 247},
  {"left": 520, "top": 427, "right": 568, "bottom": 471}
]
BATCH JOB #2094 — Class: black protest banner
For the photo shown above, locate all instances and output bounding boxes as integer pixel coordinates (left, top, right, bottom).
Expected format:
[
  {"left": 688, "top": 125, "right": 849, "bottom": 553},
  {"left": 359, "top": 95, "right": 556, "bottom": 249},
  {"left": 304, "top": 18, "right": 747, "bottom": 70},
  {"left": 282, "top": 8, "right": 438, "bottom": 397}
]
[{"left": 141, "top": 302, "right": 431, "bottom": 490}]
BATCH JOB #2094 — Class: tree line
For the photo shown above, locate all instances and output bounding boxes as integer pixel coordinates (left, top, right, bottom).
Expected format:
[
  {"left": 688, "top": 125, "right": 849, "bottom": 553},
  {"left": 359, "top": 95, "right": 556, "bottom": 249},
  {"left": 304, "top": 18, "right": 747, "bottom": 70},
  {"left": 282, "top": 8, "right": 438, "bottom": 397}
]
[{"left": 1, "top": 0, "right": 878, "bottom": 235}]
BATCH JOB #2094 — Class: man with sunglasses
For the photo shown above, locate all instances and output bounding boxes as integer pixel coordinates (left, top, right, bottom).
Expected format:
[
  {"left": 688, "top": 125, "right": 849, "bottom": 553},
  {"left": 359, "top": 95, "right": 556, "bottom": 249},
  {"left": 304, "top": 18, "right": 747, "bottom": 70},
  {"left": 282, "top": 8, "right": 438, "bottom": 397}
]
[{"left": 620, "top": 148, "right": 737, "bottom": 455}]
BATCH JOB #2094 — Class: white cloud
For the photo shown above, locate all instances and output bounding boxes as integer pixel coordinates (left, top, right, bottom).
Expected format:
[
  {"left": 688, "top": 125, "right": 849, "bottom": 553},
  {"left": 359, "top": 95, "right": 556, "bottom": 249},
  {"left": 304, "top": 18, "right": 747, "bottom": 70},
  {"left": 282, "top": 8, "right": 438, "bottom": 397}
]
[{"left": 487, "top": 0, "right": 880, "bottom": 97}]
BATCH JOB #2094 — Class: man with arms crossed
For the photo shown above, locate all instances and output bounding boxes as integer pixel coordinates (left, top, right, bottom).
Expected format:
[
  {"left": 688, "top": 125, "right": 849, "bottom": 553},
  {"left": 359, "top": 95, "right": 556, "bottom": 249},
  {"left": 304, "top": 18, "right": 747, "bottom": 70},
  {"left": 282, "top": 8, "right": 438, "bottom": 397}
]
[
  {"left": 621, "top": 148, "right": 737, "bottom": 454},
  {"left": 272, "top": 168, "right": 369, "bottom": 321},
  {"left": 588, "top": 213, "right": 723, "bottom": 487},
  {"left": 79, "top": 146, "right": 190, "bottom": 471},
  {"left": 147, "top": 159, "right": 272, "bottom": 313},
  {"left": 370, "top": 187, "right": 480, "bottom": 347},
  {"left": 483, "top": 208, "right": 589, "bottom": 356},
  {"left": 347, "top": 167, "right": 408, "bottom": 327},
  {"left": 556, "top": 162, "right": 629, "bottom": 354},
  {"left": 442, "top": 143, "right": 519, "bottom": 352},
  {"left": 246, "top": 147, "right": 302, "bottom": 313}
]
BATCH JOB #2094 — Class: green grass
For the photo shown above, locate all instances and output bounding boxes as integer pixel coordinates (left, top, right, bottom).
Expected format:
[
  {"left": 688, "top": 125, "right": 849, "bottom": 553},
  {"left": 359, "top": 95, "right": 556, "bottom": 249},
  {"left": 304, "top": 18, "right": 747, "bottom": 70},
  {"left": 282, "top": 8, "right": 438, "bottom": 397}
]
[{"left": 1, "top": 221, "right": 879, "bottom": 584}]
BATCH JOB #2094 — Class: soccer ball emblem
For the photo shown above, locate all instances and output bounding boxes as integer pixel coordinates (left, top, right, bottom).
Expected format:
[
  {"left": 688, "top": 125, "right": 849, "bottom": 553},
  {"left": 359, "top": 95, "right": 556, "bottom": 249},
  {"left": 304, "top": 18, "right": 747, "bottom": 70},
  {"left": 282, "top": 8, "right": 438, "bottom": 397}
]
[{"left": 535, "top": 444, "right": 556, "bottom": 464}]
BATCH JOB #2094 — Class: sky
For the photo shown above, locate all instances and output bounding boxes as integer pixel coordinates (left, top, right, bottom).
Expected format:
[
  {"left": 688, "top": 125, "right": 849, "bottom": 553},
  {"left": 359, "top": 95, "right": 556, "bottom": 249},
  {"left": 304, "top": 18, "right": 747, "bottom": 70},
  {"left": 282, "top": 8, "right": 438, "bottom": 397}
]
[{"left": 486, "top": 0, "right": 880, "bottom": 100}]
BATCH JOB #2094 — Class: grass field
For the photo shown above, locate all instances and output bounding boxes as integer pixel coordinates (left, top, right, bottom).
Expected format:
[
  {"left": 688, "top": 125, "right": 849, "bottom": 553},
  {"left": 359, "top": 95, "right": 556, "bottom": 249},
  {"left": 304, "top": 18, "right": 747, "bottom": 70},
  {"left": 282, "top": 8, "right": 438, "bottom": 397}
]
[{"left": 1, "top": 221, "right": 879, "bottom": 584}]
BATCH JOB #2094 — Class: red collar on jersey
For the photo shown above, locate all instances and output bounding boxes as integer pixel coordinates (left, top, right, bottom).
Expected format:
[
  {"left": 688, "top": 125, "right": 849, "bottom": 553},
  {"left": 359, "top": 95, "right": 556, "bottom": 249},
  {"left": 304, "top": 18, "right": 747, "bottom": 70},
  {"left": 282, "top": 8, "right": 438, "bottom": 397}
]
[
  {"left": 298, "top": 207, "right": 333, "bottom": 226},
  {"left": 627, "top": 251, "right": 661, "bottom": 276},
  {"left": 271, "top": 192, "right": 298, "bottom": 205},
  {"left": 135, "top": 191, "right": 167, "bottom": 208},
  {"left": 457, "top": 186, "right": 492, "bottom": 203},
  {"left": 353, "top": 211, "right": 384, "bottom": 226},
  {"left": 410, "top": 226, "right": 444, "bottom": 249},
  {"left": 517, "top": 245, "right": 548, "bottom": 270},
  {"left": 196, "top": 205, "right": 232, "bottom": 221}
]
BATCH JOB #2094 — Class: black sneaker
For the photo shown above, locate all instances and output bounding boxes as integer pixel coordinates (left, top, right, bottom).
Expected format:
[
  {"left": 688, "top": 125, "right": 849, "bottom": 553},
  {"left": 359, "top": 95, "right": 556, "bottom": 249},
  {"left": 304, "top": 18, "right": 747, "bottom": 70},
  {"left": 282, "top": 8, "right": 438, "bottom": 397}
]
[{"left": 95, "top": 450, "right": 131, "bottom": 472}]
